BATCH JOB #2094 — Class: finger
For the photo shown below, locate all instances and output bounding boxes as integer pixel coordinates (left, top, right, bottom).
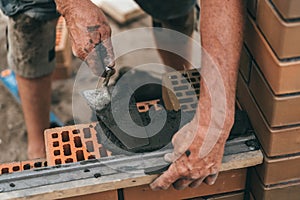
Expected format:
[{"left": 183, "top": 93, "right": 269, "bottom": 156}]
[
  {"left": 172, "top": 178, "right": 194, "bottom": 190},
  {"left": 150, "top": 164, "right": 179, "bottom": 191},
  {"left": 204, "top": 173, "right": 218, "bottom": 185},
  {"left": 164, "top": 149, "right": 191, "bottom": 163},
  {"left": 189, "top": 177, "right": 205, "bottom": 188},
  {"left": 164, "top": 153, "right": 175, "bottom": 163}
]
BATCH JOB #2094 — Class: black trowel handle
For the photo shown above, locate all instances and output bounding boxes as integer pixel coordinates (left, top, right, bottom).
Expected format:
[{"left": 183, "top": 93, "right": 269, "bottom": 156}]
[{"left": 102, "top": 66, "right": 115, "bottom": 86}]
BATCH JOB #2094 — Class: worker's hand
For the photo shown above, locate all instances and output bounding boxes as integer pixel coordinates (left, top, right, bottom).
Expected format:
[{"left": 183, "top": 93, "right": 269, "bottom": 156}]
[
  {"left": 150, "top": 88, "right": 234, "bottom": 190},
  {"left": 150, "top": 119, "right": 231, "bottom": 190},
  {"left": 56, "top": 0, "right": 115, "bottom": 75}
]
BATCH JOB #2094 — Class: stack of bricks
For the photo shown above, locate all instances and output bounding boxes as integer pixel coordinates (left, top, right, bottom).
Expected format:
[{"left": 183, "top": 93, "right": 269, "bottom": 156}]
[
  {"left": 53, "top": 16, "right": 73, "bottom": 80},
  {"left": 237, "top": 0, "right": 300, "bottom": 199}
]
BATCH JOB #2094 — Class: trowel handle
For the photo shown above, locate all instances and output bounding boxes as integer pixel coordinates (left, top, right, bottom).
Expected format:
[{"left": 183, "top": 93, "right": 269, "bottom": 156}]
[{"left": 102, "top": 66, "right": 116, "bottom": 86}]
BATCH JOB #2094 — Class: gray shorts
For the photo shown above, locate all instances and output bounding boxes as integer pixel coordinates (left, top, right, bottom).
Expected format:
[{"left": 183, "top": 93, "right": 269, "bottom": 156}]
[{"left": 6, "top": 14, "right": 57, "bottom": 78}]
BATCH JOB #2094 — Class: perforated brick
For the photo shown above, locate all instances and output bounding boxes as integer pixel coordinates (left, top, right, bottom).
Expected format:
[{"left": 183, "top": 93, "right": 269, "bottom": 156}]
[
  {"left": 136, "top": 99, "right": 162, "bottom": 113},
  {"left": 21, "top": 159, "right": 47, "bottom": 171},
  {"left": 0, "top": 159, "right": 47, "bottom": 175},
  {"left": 162, "top": 69, "right": 200, "bottom": 111},
  {"left": 45, "top": 123, "right": 112, "bottom": 166},
  {"left": 0, "top": 162, "right": 21, "bottom": 175}
]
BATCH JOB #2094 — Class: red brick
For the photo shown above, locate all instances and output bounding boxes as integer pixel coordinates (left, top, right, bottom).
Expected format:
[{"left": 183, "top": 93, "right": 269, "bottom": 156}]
[
  {"left": 123, "top": 169, "right": 247, "bottom": 200},
  {"left": 272, "top": 0, "right": 300, "bottom": 20},
  {"left": 0, "top": 162, "right": 21, "bottom": 175},
  {"left": 257, "top": 0, "right": 300, "bottom": 59},
  {"left": 251, "top": 168, "right": 300, "bottom": 200},
  {"left": 44, "top": 123, "right": 111, "bottom": 166},
  {"left": 0, "top": 159, "right": 47, "bottom": 175},
  {"left": 245, "top": 15, "right": 300, "bottom": 95},
  {"left": 256, "top": 152, "right": 300, "bottom": 185},
  {"left": 237, "top": 73, "right": 300, "bottom": 157},
  {"left": 20, "top": 159, "right": 47, "bottom": 171},
  {"left": 249, "top": 62, "right": 300, "bottom": 127}
]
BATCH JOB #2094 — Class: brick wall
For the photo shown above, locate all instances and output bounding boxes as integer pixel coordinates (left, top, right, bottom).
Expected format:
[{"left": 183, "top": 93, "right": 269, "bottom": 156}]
[{"left": 238, "top": 1, "right": 300, "bottom": 199}]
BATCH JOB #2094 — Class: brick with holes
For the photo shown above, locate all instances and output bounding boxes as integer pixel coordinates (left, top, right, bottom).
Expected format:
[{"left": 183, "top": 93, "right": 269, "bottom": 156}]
[
  {"left": 136, "top": 99, "right": 162, "bottom": 113},
  {"left": 162, "top": 69, "right": 200, "bottom": 112},
  {"left": 21, "top": 159, "right": 47, "bottom": 171},
  {"left": 0, "top": 162, "right": 21, "bottom": 175},
  {"left": 0, "top": 159, "right": 48, "bottom": 175},
  {"left": 44, "top": 123, "right": 111, "bottom": 166}
]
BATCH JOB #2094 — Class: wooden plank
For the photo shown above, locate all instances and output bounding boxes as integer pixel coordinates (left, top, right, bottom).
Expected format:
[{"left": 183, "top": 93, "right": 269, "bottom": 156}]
[
  {"left": 0, "top": 133, "right": 262, "bottom": 200},
  {"left": 123, "top": 169, "right": 246, "bottom": 200},
  {"left": 59, "top": 190, "right": 118, "bottom": 200}
]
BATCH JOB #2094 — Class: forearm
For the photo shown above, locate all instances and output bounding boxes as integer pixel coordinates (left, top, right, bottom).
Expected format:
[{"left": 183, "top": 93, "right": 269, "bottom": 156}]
[{"left": 200, "top": 0, "right": 244, "bottom": 113}]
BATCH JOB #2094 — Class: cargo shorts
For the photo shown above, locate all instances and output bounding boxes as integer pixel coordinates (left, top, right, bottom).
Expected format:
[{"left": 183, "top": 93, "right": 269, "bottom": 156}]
[{"left": 6, "top": 14, "right": 57, "bottom": 78}]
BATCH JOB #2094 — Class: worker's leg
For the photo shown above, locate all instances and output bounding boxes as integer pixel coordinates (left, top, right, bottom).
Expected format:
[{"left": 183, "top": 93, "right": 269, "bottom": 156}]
[
  {"left": 7, "top": 14, "right": 57, "bottom": 159},
  {"left": 16, "top": 75, "right": 52, "bottom": 159}
]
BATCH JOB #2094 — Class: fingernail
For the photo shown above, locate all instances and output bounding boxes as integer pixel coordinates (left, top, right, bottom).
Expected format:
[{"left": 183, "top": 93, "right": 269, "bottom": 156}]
[{"left": 208, "top": 180, "right": 216, "bottom": 185}]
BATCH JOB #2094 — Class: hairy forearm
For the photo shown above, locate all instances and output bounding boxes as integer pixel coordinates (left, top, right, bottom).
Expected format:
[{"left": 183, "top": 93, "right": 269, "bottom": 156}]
[{"left": 200, "top": 0, "right": 244, "bottom": 113}]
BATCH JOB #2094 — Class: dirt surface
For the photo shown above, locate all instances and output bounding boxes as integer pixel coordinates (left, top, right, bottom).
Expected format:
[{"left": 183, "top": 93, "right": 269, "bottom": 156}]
[{"left": 0, "top": 11, "right": 160, "bottom": 163}]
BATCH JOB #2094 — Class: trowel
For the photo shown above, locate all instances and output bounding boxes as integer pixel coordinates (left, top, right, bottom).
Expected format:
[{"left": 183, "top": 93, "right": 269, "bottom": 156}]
[{"left": 82, "top": 66, "right": 115, "bottom": 112}]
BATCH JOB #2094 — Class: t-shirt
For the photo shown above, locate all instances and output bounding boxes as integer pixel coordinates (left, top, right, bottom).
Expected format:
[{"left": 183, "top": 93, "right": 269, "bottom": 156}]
[{"left": 0, "top": 0, "right": 59, "bottom": 20}]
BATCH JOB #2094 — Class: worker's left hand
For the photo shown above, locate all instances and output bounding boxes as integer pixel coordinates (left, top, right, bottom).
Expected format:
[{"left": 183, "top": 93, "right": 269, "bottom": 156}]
[
  {"left": 150, "top": 118, "right": 231, "bottom": 190},
  {"left": 56, "top": 0, "right": 115, "bottom": 75}
]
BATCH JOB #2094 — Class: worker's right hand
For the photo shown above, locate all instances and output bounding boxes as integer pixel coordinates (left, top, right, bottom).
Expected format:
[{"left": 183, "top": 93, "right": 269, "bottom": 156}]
[{"left": 55, "top": 0, "right": 115, "bottom": 75}]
